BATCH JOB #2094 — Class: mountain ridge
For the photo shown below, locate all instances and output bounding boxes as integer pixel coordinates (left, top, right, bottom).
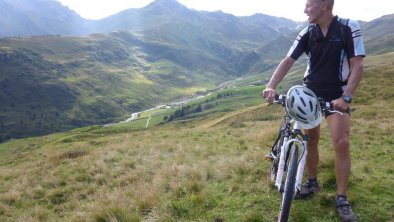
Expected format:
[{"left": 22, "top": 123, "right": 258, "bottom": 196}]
[{"left": 0, "top": 0, "right": 300, "bottom": 38}]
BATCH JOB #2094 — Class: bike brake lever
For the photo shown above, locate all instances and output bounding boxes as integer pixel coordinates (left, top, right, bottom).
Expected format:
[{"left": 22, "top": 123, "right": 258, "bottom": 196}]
[
  {"left": 322, "top": 101, "right": 344, "bottom": 115},
  {"left": 327, "top": 110, "right": 344, "bottom": 115}
]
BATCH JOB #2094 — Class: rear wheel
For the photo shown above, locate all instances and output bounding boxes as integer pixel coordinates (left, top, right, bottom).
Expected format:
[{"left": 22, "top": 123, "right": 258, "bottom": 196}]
[{"left": 278, "top": 144, "right": 299, "bottom": 222}]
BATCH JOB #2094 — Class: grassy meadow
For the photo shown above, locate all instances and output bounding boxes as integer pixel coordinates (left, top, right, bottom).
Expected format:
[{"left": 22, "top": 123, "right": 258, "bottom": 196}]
[{"left": 0, "top": 53, "right": 393, "bottom": 221}]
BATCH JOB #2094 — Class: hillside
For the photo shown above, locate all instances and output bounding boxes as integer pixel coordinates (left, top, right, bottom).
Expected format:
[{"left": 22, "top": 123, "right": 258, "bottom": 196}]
[
  {"left": 0, "top": 52, "right": 393, "bottom": 221},
  {"left": 0, "top": 33, "right": 212, "bottom": 141},
  {"left": 362, "top": 14, "right": 394, "bottom": 55},
  {"left": 0, "top": 30, "right": 271, "bottom": 142}
]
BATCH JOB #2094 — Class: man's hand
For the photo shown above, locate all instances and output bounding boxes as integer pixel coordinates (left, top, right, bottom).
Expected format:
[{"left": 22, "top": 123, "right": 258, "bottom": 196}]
[
  {"left": 262, "top": 87, "right": 276, "bottom": 103},
  {"left": 332, "top": 97, "right": 350, "bottom": 113}
]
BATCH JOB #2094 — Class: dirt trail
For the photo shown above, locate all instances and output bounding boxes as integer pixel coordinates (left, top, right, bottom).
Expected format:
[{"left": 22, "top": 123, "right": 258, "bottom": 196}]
[{"left": 199, "top": 103, "right": 267, "bottom": 129}]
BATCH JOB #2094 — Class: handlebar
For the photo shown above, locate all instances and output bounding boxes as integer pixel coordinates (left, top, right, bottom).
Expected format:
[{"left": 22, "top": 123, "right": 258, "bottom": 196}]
[
  {"left": 274, "top": 94, "right": 286, "bottom": 106},
  {"left": 274, "top": 94, "right": 343, "bottom": 115}
]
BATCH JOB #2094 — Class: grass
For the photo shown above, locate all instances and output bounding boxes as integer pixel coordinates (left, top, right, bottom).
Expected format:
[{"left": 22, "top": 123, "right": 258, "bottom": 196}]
[{"left": 0, "top": 52, "right": 393, "bottom": 221}]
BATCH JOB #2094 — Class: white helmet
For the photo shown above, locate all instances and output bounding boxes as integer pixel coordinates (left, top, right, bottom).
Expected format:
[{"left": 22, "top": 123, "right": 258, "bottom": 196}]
[{"left": 285, "top": 85, "right": 322, "bottom": 129}]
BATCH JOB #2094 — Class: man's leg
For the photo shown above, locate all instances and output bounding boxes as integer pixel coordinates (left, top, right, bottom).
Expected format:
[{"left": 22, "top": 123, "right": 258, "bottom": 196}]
[
  {"left": 305, "top": 125, "right": 321, "bottom": 179},
  {"left": 295, "top": 125, "right": 321, "bottom": 198},
  {"left": 327, "top": 112, "right": 357, "bottom": 221},
  {"left": 326, "top": 113, "right": 351, "bottom": 196}
]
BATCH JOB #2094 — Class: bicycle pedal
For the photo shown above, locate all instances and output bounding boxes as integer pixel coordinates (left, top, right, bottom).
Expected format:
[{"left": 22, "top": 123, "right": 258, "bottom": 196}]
[{"left": 264, "top": 154, "right": 274, "bottom": 161}]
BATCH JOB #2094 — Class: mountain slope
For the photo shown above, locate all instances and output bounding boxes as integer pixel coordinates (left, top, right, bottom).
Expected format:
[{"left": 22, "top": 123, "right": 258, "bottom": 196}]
[
  {"left": 362, "top": 14, "right": 394, "bottom": 55},
  {"left": 0, "top": 32, "right": 225, "bottom": 141}
]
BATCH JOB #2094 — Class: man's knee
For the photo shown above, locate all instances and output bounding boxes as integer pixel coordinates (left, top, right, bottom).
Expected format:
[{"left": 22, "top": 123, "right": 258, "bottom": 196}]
[{"left": 333, "top": 138, "right": 350, "bottom": 152}]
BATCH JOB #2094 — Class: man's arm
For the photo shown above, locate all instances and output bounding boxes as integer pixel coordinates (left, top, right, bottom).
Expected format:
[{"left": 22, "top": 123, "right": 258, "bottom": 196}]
[
  {"left": 262, "top": 56, "right": 296, "bottom": 102},
  {"left": 332, "top": 55, "right": 364, "bottom": 112}
]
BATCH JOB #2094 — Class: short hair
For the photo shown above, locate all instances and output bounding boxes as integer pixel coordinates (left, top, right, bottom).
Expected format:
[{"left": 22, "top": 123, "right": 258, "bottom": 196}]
[
  {"left": 313, "top": 0, "right": 334, "bottom": 10},
  {"left": 326, "top": 0, "right": 334, "bottom": 10}
]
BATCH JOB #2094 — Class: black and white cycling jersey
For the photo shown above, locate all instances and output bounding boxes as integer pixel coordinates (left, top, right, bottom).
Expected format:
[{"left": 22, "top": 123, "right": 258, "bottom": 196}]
[{"left": 287, "top": 16, "right": 365, "bottom": 93}]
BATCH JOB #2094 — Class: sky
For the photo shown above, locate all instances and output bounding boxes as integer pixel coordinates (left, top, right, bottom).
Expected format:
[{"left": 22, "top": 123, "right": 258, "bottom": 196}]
[{"left": 57, "top": 0, "right": 394, "bottom": 22}]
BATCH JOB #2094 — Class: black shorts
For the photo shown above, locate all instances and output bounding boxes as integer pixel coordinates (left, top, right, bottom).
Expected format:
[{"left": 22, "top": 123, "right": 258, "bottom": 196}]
[{"left": 305, "top": 84, "right": 350, "bottom": 117}]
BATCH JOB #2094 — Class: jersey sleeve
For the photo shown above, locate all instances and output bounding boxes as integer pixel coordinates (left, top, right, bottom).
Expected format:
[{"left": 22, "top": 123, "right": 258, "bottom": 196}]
[
  {"left": 346, "top": 20, "right": 366, "bottom": 58},
  {"left": 286, "top": 26, "right": 310, "bottom": 60}
]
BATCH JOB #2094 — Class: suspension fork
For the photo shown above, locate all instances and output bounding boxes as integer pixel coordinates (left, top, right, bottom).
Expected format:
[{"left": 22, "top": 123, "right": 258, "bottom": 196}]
[
  {"left": 294, "top": 136, "right": 308, "bottom": 194},
  {"left": 275, "top": 136, "right": 289, "bottom": 191},
  {"left": 275, "top": 135, "right": 308, "bottom": 193},
  {"left": 292, "top": 122, "right": 308, "bottom": 194}
]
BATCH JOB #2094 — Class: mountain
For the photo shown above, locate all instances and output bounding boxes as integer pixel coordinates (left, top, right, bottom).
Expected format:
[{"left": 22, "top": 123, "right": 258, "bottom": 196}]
[
  {"left": 362, "top": 14, "right": 394, "bottom": 55},
  {"left": 0, "top": 0, "right": 89, "bottom": 36},
  {"left": 0, "top": 0, "right": 299, "bottom": 141},
  {"left": 90, "top": 0, "right": 298, "bottom": 56},
  {"left": 0, "top": 0, "right": 298, "bottom": 41}
]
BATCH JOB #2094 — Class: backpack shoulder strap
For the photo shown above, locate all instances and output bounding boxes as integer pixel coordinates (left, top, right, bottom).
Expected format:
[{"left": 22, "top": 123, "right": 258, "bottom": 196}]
[
  {"left": 337, "top": 17, "right": 350, "bottom": 85},
  {"left": 306, "top": 24, "right": 315, "bottom": 55},
  {"left": 338, "top": 17, "right": 350, "bottom": 26},
  {"left": 337, "top": 17, "right": 349, "bottom": 51}
]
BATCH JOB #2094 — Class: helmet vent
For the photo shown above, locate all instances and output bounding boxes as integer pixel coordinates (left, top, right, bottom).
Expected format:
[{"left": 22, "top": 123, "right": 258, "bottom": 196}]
[
  {"left": 297, "top": 106, "right": 306, "bottom": 115},
  {"left": 296, "top": 114, "right": 307, "bottom": 122},
  {"left": 300, "top": 97, "right": 306, "bottom": 106},
  {"left": 304, "top": 91, "right": 313, "bottom": 97}
]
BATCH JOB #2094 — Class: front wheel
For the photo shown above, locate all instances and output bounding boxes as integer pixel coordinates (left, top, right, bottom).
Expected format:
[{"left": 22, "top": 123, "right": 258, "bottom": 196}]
[
  {"left": 278, "top": 144, "right": 299, "bottom": 222},
  {"left": 270, "top": 130, "right": 285, "bottom": 182}
]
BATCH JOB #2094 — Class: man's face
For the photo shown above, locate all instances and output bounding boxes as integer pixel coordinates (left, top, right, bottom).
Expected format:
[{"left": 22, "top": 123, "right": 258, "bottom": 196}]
[{"left": 304, "top": 0, "right": 323, "bottom": 23}]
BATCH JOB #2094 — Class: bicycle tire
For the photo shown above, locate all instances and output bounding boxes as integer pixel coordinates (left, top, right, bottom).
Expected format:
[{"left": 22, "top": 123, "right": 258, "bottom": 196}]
[
  {"left": 278, "top": 144, "right": 299, "bottom": 222},
  {"left": 270, "top": 135, "right": 283, "bottom": 182}
]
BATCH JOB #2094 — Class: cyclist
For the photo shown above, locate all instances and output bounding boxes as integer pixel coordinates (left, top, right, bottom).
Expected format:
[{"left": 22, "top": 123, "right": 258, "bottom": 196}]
[{"left": 262, "top": 0, "right": 365, "bottom": 221}]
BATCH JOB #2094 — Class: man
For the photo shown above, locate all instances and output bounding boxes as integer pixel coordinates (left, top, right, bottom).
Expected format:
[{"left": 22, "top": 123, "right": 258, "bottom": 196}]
[{"left": 262, "top": 0, "right": 365, "bottom": 221}]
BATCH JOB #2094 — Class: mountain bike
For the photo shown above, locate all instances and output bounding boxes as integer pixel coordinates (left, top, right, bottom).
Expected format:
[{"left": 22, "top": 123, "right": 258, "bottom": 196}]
[{"left": 265, "top": 90, "right": 343, "bottom": 222}]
